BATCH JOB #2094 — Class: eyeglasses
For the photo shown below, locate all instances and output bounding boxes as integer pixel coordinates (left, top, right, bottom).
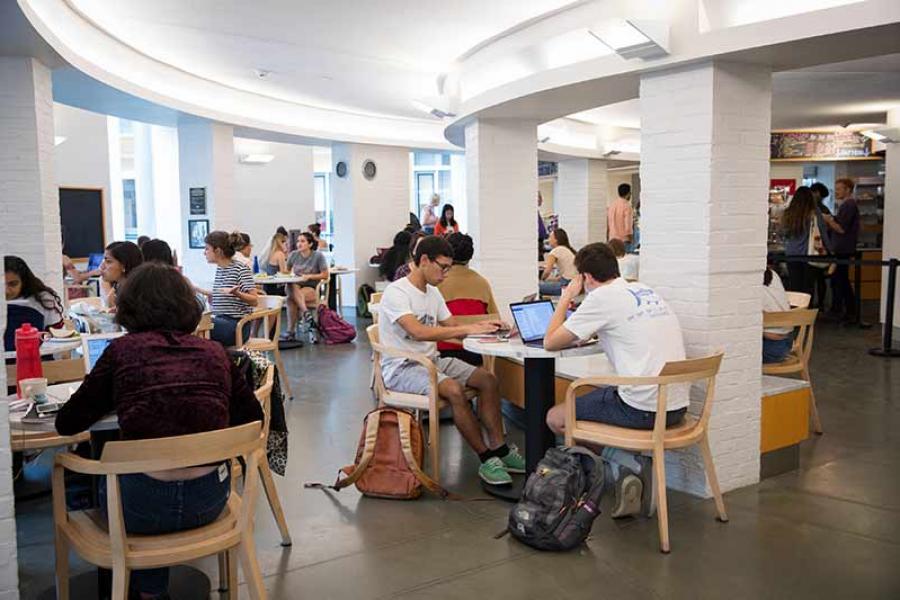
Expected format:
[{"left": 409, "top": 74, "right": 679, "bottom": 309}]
[{"left": 433, "top": 260, "right": 453, "bottom": 274}]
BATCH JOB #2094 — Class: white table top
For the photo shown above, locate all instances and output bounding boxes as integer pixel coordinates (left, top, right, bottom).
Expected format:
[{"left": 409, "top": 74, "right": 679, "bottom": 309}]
[
  {"left": 253, "top": 274, "right": 305, "bottom": 284},
  {"left": 330, "top": 267, "right": 358, "bottom": 275},
  {"left": 463, "top": 336, "right": 603, "bottom": 360},
  {"left": 3, "top": 338, "right": 82, "bottom": 361},
  {"left": 761, "top": 375, "right": 810, "bottom": 396},
  {"left": 6, "top": 382, "right": 117, "bottom": 432}
]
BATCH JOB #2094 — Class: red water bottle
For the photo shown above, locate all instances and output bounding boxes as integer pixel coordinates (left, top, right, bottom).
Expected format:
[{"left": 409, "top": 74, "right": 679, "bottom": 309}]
[{"left": 15, "top": 323, "right": 43, "bottom": 398}]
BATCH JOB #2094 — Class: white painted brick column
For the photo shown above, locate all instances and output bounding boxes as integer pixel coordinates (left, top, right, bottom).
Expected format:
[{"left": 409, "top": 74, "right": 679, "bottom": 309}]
[
  {"left": 331, "top": 143, "right": 410, "bottom": 298},
  {"left": 0, "top": 281, "right": 17, "bottom": 599},
  {"left": 555, "top": 158, "right": 608, "bottom": 249},
  {"left": 640, "top": 61, "right": 771, "bottom": 495},
  {"left": 0, "top": 57, "right": 62, "bottom": 294},
  {"left": 177, "top": 122, "right": 235, "bottom": 285},
  {"left": 465, "top": 119, "right": 538, "bottom": 318},
  {"left": 881, "top": 107, "right": 900, "bottom": 334}
]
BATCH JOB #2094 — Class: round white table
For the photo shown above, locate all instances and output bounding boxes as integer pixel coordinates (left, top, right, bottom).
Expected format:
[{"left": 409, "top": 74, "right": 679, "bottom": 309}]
[
  {"left": 463, "top": 337, "right": 603, "bottom": 499},
  {"left": 253, "top": 274, "right": 305, "bottom": 285},
  {"left": 3, "top": 339, "right": 82, "bottom": 361}
]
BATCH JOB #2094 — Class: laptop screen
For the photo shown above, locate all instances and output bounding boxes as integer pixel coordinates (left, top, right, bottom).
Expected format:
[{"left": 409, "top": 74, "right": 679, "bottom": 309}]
[
  {"left": 510, "top": 301, "right": 555, "bottom": 343},
  {"left": 83, "top": 337, "right": 114, "bottom": 373},
  {"left": 86, "top": 253, "right": 103, "bottom": 271}
]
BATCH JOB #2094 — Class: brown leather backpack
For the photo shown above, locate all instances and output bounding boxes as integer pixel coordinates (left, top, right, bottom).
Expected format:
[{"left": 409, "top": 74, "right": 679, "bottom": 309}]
[{"left": 307, "top": 408, "right": 453, "bottom": 500}]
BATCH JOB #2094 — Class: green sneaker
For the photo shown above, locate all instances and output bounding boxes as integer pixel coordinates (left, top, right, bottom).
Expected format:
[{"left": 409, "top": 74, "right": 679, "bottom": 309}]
[
  {"left": 479, "top": 457, "right": 513, "bottom": 485},
  {"left": 499, "top": 445, "right": 526, "bottom": 474}
]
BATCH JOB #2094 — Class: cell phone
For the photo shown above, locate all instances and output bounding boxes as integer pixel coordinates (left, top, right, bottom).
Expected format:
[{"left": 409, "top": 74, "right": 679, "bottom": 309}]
[{"left": 35, "top": 401, "right": 63, "bottom": 417}]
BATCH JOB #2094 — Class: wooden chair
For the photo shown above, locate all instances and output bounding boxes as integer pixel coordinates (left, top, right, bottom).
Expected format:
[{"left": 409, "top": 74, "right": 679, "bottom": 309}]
[
  {"left": 52, "top": 423, "right": 267, "bottom": 600},
  {"left": 563, "top": 353, "right": 727, "bottom": 553},
  {"left": 193, "top": 312, "right": 214, "bottom": 339},
  {"left": 8, "top": 358, "right": 89, "bottom": 452},
  {"left": 367, "top": 324, "right": 477, "bottom": 483},
  {"left": 762, "top": 308, "right": 821, "bottom": 434},
  {"left": 253, "top": 366, "right": 291, "bottom": 546},
  {"left": 234, "top": 296, "right": 293, "bottom": 400},
  {"left": 786, "top": 291, "right": 811, "bottom": 309}
]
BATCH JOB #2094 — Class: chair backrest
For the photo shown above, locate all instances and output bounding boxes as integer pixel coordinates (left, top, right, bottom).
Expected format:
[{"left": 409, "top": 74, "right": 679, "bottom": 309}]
[
  {"left": 317, "top": 276, "right": 330, "bottom": 305},
  {"left": 366, "top": 324, "right": 387, "bottom": 399},
  {"left": 370, "top": 292, "right": 383, "bottom": 305},
  {"left": 786, "top": 291, "right": 811, "bottom": 309},
  {"left": 762, "top": 308, "right": 817, "bottom": 361},
  {"left": 657, "top": 353, "right": 724, "bottom": 431},
  {"left": 6, "top": 357, "right": 86, "bottom": 386},
  {"left": 193, "top": 312, "right": 213, "bottom": 339},
  {"left": 254, "top": 365, "right": 275, "bottom": 436},
  {"left": 235, "top": 300, "right": 283, "bottom": 347},
  {"left": 99, "top": 421, "right": 263, "bottom": 473}
]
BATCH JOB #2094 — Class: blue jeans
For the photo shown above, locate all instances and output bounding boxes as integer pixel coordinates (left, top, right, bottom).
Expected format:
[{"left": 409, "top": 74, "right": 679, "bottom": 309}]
[
  {"left": 576, "top": 386, "right": 686, "bottom": 430},
  {"left": 99, "top": 468, "right": 230, "bottom": 595},
  {"left": 539, "top": 278, "right": 570, "bottom": 296},
  {"left": 211, "top": 315, "right": 251, "bottom": 346},
  {"left": 763, "top": 336, "right": 793, "bottom": 363}
]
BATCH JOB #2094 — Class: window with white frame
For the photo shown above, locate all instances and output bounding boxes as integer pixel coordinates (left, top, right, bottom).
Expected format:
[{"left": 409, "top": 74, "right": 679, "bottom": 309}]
[
  {"left": 313, "top": 173, "right": 333, "bottom": 240},
  {"left": 411, "top": 151, "right": 456, "bottom": 224}
]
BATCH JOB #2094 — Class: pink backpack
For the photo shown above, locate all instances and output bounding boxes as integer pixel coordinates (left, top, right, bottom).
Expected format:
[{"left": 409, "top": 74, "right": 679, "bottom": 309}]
[{"left": 316, "top": 304, "right": 357, "bottom": 344}]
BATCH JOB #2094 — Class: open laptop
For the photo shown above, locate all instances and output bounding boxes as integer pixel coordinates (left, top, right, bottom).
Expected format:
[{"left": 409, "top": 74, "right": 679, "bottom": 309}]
[
  {"left": 509, "top": 300, "right": 555, "bottom": 348},
  {"left": 86, "top": 252, "right": 104, "bottom": 272},
  {"left": 80, "top": 332, "right": 124, "bottom": 373}
]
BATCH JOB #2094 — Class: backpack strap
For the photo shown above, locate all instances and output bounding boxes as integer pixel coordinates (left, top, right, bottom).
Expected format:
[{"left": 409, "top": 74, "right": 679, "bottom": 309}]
[
  {"left": 305, "top": 409, "right": 382, "bottom": 492},
  {"left": 395, "top": 410, "right": 463, "bottom": 501}
]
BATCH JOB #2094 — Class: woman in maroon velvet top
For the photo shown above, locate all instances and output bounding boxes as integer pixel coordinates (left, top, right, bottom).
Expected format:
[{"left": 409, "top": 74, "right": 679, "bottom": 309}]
[{"left": 55, "top": 262, "right": 262, "bottom": 599}]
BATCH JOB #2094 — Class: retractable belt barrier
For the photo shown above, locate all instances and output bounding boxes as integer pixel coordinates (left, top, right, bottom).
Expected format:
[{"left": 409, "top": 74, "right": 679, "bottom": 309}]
[{"left": 768, "top": 252, "right": 900, "bottom": 358}]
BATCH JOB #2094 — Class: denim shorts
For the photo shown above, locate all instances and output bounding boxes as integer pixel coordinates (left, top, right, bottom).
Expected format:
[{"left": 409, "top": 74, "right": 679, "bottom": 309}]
[
  {"left": 763, "top": 336, "right": 793, "bottom": 364},
  {"left": 576, "top": 386, "right": 686, "bottom": 430}
]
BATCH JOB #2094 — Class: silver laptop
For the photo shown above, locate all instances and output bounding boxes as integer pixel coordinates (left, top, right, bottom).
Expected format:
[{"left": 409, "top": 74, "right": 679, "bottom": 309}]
[
  {"left": 80, "top": 332, "right": 124, "bottom": 373},
  {"left": 509, "top": 300, "right": 555, "bottom": 348}
]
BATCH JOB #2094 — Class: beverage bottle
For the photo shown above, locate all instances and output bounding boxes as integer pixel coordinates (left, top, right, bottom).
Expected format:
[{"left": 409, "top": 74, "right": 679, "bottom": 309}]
[
  {"left": 15, "top": 323, "right": 44, "bottom": 398},
  {"left": 252, "top": 255, "right": 260, "bottom": 274}
]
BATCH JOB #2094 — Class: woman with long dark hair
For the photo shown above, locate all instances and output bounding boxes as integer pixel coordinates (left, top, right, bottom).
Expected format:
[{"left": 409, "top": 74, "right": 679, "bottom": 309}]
[
  {"left": 539, "top": 228, "right": 578, "bottom": 296},
  {"left": 284, "top": 232, "right": 329, "bottom": 342},
  {"left": 5, "top": 256, "right": 65, "bottom": 349},
  {"left": 379, "top": 230, "right": 413, "bottom": 282},
  {"left": 202, "top": 230, "right": 258, "bottom": 345},
  {"left": 433, "top": 204, "right": 459, "bottom": 236},
  {"left": 781, "top": 186, "right": 828, "bottom": 294},
  {"left": 100, "top": 241, "right": 144, "bottom": 310}
]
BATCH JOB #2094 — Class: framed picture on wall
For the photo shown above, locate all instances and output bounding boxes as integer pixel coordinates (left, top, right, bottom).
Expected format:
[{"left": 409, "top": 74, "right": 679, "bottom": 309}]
[
  {"left": 189, "top": 187, "right": 207, "bottom": 215},
  {"left": 188, "top": 219, "right": 209, "bottom": 249}
]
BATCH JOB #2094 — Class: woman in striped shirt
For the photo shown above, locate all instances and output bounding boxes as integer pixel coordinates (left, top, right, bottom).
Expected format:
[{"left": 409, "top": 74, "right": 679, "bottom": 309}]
[{"left": 203, "top": 230, "right": 258, "bottom": 346}]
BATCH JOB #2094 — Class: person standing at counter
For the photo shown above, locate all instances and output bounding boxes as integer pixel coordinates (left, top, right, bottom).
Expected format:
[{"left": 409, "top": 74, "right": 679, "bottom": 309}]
[
  {"left": 821, "top": 178, "right": 860, "bottom": 322},
  {"left": 780, "top": 186, "right": 827, "bottom": 296}
]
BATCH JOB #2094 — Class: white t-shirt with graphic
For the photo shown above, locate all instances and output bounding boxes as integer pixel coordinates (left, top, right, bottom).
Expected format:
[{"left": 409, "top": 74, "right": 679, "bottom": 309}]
[
  {"left": 378, "top": 277, "right": 451, "bottom": 381},
  {"left": 563, "top": 278, "right": 687, "bottom": 412}
]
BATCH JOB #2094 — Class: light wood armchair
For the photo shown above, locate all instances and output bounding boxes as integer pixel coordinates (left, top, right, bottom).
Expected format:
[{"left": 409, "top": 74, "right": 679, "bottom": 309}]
[
  {"left": 193, "top": 312, "right": 214, "bottom": 339},
  {"left": 52, "top": 422, "right": 268, "bottom": 600},
  {"left": 762, "top": 308, "right": 820, "bottom": 433},
  {"left": 8, "top": 358, "right": 89, "bottom": 452},
  {"left": 563, "top": 353, "right": 727, "bottom": 554},
  {"left": 234, "top": 296, "right": 293, "bottom": 400},
  {"left": 253, "top": 366, "right": 291, "bottom": 546}
]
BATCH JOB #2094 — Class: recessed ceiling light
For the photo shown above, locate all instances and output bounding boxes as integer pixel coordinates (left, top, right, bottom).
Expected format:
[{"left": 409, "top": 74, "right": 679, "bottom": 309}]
[
  {"left": 239, "top": 154, "right": 275, "bottom": 164},
  {"left": 54, "top": 136, "right": 67, "bottom": 146},
  {"left": 589, "top": 19, "right": 669, "bottom": 60}
]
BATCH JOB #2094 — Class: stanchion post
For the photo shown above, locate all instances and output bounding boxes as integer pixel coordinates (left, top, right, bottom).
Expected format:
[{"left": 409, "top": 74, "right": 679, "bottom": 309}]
[
  {"left": 853, "top": 250, "right": 873, "bottom": 328},
  {"left": 869, "top": 257, "right": 900, "bottom": 357}
]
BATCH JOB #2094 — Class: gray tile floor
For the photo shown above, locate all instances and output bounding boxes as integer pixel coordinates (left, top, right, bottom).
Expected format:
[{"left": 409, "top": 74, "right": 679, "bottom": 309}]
[{"left": 14, "top": 312, "right": 900, "bottom": 599}]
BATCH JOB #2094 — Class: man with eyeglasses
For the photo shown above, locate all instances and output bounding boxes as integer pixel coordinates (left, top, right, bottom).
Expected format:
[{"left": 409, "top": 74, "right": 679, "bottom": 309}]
[{"left": 378, "top": 235, "right": 525, "bottom": 485}]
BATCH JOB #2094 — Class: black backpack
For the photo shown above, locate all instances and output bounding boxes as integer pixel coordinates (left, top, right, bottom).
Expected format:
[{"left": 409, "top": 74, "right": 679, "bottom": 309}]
[
  {"left": 506, "top": 446, "right": 607, "bottom": 551},
  {"left": 357, "top": 284, "right": 375, "bottom": 318}
]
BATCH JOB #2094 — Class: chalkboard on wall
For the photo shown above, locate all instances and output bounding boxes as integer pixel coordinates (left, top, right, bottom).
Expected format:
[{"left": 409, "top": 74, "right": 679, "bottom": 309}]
[{"left": 59, "top": 187, "right": 105, "bottom": 260}]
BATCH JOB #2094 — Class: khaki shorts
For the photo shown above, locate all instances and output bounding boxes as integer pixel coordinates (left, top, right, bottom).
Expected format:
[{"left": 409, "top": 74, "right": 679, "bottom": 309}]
[{"left": 383, "top": 357, "right": 477, "bottom": 396}]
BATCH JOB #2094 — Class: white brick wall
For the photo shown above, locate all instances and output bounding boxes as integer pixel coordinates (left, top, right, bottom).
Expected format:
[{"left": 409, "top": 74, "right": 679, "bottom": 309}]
[
  {"left": 0, "top": 57, "right": 62, "bottom": 294},
  {"left": 555, "top": 158, "right": 608, "bottom": 249},
  {"left": 331, "top": 142, "right": 410, "bottom": 295},
  {"left": 640, "top": 61, "right": 771, "bottom": 496},
  {"left": 882, "top": 107, "right": 900, "bottom": 330},
  {"left": 465, "top": 119, "right": 538, "bottom": 318}
]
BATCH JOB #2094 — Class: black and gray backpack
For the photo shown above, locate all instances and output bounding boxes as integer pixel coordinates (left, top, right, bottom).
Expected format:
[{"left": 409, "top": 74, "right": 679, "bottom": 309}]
[{"left": 506, "top": 446, "right": 607, "bottom": 551}]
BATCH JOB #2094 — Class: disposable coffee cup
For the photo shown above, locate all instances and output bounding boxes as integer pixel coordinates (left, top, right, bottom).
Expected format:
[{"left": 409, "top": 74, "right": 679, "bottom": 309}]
[{"left": 20, "top": 378, "right": 49, "bottom": 403}]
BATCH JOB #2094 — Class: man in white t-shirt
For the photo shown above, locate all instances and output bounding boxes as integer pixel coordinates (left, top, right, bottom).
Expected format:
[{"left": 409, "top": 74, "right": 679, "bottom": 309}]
[
  {"left": 543, "top": 242, "right": 687, "bottom": 518},
  {"left": 379, "top": 236, "right": 525, "bottom": 486}
]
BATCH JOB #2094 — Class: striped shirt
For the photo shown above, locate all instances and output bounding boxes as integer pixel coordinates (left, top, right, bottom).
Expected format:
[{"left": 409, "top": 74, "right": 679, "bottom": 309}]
[{"left": 211, "top": 260, "right": 255, "bottom": 318}]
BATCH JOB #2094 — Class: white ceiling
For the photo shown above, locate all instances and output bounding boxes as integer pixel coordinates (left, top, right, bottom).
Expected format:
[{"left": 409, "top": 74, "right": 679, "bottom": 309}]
[{"left": 67, "top": 0, "right": 573, "bottom": 119}]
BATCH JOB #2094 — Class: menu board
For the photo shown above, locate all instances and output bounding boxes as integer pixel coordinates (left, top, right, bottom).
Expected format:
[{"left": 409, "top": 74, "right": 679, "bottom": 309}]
[{"left": 771, "top": 131, "right": 873, "bottom": 160}]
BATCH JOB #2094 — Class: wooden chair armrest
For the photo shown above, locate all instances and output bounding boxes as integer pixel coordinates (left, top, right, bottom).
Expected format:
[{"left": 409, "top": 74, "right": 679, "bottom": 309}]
[
  {"left": 375, "top": 344, "right": 439, "bottom": 378},
  {"left": 55, "top": 451, "right": 107, "bottom": 475}
]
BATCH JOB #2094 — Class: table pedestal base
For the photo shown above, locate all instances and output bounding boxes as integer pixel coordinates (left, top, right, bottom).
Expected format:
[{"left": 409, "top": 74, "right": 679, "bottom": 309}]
[{"left": 37, "top": 566, "right": 211, "bottom": 600}]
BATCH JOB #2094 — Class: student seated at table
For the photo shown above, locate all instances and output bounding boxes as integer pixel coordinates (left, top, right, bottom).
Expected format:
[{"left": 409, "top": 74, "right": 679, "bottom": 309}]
[
  {"left": 100, "top": 241, "right": 144, "bottom": 311},
  {"left": 62, "top": 254, "right": 99, "bottom": 284},
  {"left": 433, "top": 203, "right": 459, "bottom": 236},
  {"left": 379, "top": 235, "right": 524, "bottom": 485},
  {"left": 140, "top": 239, "right": 174, "bottom": 265},
  {"left": 379, "top": 230, "right": 413, "bottom": 282},
  {"left": 308, "top": 223, "right": 329, "bottom": 250},
  {"left": 201, "top": 230, "right": 258, "bottom": 346},
  {"left": 544, "top": 242, "right": 687, "bottom": 518},
  {"left": 55, "top": 262, "right": 263, "bottom": 600},
  {"left": 233, "top": 232, "right": 254, "bottom": 269},
  {"left": 607, "top": 238, "right": 639, "bottom": 281},
  {"left": 5, "top": 255, "right": 65, "bottom": 350},
  {"left": 437, "top": 233, "right": 499, "bottom": 366},
  {"left": 283, "top": 232, "right": 329, "bottom": 341},
  {"left": 392, "top": 231, "right": 425, "bottom": 281},
  {"left": 763, "top": 266, "right": 793, "bottom": 363},
  {"left": 539, "top": 228, "right": 578, "bottom": 296}
]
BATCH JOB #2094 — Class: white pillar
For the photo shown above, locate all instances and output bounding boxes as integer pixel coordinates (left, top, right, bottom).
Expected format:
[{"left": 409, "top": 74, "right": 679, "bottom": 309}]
[
  {"left": 177, "top": 121, "right": 235, "bottom": 284},
  {"left": 150, "top": 125, "right": 183, "bottom": 253},
  {"left": 882, "top": 107, "right": 900, "bottom": 336},
  {"left": 133, "top": 121, "right": 156, "bottom": 237},
  {"left": 640, "top": 61, "right": 771, "bottom": 495},
  {"left": 331, "top": 143, "right": 410, "bottom": 301},
  {"left": 465, "top": 119, "right": 538, "bottom": 318},
  {"left": 106, "top": 117, "right": 126, "bottom": 241},
  {"left": 0, "top": 57, "right": 62, "bottom": 294},
  {"left": 555, "top": 158, "right": 609, "bottom": 249},
  {"left": 449, "top": 152, "right": 467, "bottom": 233},
  {"left": 0, "top": 296, "right": 15, "bottom": 599}
]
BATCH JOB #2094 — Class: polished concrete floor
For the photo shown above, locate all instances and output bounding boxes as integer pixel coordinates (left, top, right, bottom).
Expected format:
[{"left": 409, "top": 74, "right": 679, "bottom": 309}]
[{"left": 14, "top": 310, "right": 900, "bottom": 599}]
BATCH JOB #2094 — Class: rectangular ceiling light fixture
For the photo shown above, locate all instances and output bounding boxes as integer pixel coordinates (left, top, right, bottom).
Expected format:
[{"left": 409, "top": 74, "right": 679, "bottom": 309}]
[
  {"left": 239, "top": 154, "right": 275, "bottom": 164},
  {"left": 589, "top": 19, "right": 669, "bottom": 60}
]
